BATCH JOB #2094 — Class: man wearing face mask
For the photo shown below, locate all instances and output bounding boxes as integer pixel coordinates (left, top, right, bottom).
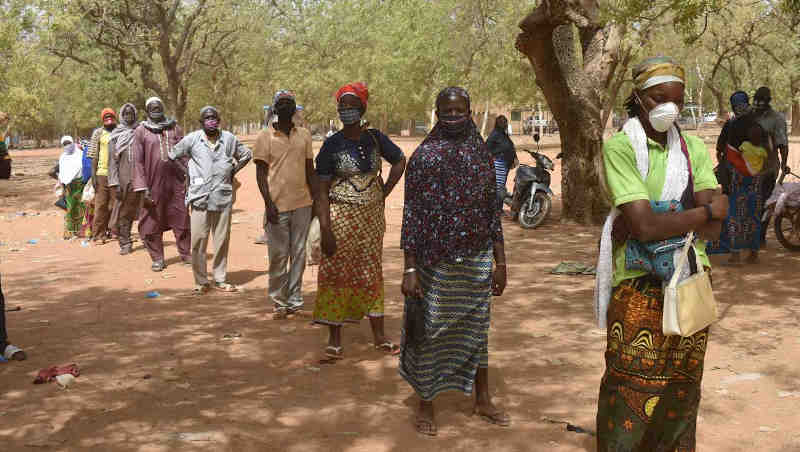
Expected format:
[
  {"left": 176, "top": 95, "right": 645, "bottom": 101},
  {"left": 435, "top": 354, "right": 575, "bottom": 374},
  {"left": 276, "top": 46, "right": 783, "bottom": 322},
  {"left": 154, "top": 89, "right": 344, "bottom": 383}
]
[
  {"left": 169, "top": 106, "right": 251, "bottom": 294},
  {"left": 254, "top": 90, "right": 318, "bottom": 318},
  {"left": 132, "top": 97, "right": 190, "bottom": 272},
  {"left": 752, "top": 87, "right": 789, "bottom": 244},
  {"left": 108, "top": 103, "right": 141, "bottom": 255},
  {"left": 88, "top": 108, "right": 118, "bottom": 243}
]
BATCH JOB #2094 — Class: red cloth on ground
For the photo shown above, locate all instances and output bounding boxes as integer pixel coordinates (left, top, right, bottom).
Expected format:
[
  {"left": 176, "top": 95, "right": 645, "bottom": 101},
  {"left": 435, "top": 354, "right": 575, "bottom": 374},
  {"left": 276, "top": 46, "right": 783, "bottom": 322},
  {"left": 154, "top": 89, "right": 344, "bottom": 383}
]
[{"left": 33, "top": 363, "right": 80, "bottom": 384}]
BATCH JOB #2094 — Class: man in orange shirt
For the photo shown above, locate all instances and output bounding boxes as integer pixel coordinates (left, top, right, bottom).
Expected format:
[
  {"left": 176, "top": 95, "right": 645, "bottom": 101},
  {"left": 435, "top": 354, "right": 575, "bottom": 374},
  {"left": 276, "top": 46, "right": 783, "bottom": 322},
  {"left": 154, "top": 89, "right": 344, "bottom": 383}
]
[
  {"left": 88, "top": 108, "right": 118, "bottom": 243},
  {"left": 254, "top": 90, "right": 318, "bottom": 319}
]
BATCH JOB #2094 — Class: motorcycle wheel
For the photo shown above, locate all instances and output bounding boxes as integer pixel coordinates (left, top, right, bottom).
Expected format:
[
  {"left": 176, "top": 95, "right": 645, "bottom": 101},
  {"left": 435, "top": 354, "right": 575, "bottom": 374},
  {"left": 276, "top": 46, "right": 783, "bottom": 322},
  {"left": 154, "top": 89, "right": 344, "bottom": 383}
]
[
  {"left": 774, "top": 207, "right": 800, "bottom": 251},
  {"left": 518, "top": 192, "right": 551, "bottom": 229}
]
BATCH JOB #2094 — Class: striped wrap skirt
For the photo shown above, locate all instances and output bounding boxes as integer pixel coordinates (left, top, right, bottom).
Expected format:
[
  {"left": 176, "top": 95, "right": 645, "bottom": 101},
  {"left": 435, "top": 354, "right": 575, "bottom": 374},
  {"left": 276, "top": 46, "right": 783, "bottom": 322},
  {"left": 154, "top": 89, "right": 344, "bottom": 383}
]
[{"left": 399, "top": 248, "right": 493, "bottom": 401}]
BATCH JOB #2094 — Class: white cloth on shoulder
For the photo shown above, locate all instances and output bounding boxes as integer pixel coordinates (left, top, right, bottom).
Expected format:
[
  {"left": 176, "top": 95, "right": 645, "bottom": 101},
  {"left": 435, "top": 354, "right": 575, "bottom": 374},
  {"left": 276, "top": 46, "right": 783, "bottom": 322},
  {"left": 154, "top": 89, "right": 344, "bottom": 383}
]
[{"left": 593, "top": 117, "right": 688, "bottom": 328}]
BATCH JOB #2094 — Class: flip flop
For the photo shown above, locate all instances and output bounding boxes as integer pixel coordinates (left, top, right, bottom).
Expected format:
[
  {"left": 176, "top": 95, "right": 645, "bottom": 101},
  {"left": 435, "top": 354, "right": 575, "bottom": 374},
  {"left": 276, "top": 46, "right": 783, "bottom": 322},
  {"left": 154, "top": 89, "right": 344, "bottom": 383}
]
[
  {"left": 214, "top": 282, "right": 239, "bottom": 292},
  {"left": 415, "top": 415, "right": 438, "bottom": 436},
  {"left": 151, "top": 261, "right": 165, "bottom": 272},
  {"left": 375, "top": 341, "right": 401, "bottom": 355},
  {"left": 325, "top": 346, "right": 343, "bottom": 360},
  {"left": 473, "top": 407, "right": 511, "bottom": 427},
  {"left": 3, "top": 344, "right": 26, "bottom": 361}
]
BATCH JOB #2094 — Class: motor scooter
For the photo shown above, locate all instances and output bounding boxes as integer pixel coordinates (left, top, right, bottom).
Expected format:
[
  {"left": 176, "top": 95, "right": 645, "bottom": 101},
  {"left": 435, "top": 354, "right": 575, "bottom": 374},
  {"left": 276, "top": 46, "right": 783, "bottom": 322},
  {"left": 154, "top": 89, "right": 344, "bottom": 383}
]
[{"left": 503, "top": 133, "right": 554, "bottom": 229}]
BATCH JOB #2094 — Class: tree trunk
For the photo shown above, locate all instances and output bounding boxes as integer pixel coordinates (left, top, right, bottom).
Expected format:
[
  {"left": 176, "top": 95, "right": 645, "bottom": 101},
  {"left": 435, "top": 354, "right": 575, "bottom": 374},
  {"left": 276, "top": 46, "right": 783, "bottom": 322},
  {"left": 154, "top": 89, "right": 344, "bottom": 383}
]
[
  {"left": 709, "top": 85, "right": 728, "bottom": 120},
  {"left": 791, "top": 76, "right": 799, "bottom": 137},
  {"left": 517, "top": 7, "right": 621, "bottom": 224},
  {"left": 480, "top": 100, "right": 489, "bottom": 137},
  {"left": 560, "top": 120, "right": 608, "bottom": 223}
]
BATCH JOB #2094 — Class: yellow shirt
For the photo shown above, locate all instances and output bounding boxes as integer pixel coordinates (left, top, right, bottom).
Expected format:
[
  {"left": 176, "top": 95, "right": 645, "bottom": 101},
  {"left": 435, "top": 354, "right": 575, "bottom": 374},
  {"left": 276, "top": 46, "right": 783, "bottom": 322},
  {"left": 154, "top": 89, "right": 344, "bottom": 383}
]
[
  {"left": 96, "top": 130, "right": 111, "bottom": 176},
  {"left": 253, "top": 126, "right": 314, "bottom": 213}
]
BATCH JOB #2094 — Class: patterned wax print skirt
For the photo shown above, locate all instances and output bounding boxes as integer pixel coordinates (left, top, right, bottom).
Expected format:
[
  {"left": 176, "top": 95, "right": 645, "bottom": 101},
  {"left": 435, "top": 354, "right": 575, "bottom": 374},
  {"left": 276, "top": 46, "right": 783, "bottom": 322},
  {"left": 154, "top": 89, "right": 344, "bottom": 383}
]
[
  {"left": 597, "top": 275, "right": 709, "bottom": 452},
  {"left": 399, "top": 248, "right": 493, "bottom": 401},
  {"left": 313, "top": 198, "right": 385, "bottom": 325},
  {"left": 708, "top": 163, "right": 763, "bottom": 253},
  {"left": 63, "top": 179, "right": 86, "bottom": 238}
]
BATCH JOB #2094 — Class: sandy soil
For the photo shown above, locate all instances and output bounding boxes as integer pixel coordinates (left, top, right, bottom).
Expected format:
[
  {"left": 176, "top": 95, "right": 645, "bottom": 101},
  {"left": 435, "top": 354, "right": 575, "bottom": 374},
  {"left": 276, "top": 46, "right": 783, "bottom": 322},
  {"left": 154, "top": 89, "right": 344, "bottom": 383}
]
[{"left": 0, "top": 131, "right": 799, "bottom": 452}]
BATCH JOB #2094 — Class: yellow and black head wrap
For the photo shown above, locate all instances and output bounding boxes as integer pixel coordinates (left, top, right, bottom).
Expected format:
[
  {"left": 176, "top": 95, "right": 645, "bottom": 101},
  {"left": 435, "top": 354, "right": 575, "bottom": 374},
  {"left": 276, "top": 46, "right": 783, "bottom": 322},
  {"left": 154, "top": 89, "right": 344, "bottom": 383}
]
[{"left": 632, "top": 57, "right": 686, "bottom": 91}]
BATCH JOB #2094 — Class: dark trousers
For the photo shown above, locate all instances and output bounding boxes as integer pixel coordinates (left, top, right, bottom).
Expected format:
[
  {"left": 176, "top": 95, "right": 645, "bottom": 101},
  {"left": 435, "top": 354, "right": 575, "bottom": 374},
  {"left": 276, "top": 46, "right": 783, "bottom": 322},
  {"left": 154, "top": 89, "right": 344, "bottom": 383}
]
[
  {"left": 142, "top": 229, "right": 191, "bottom": 263},
  {"left": 761, "top": 174, "right": 777, "bottom": 242},
  {"left": 1, "top": 275, "right": 8, "bottom": 350},
  {"left": 92, "top": 175, "right": 112, "bottom": 240},
  {"left": 114, "top": 191, "right": 141, "bottom": 248}
]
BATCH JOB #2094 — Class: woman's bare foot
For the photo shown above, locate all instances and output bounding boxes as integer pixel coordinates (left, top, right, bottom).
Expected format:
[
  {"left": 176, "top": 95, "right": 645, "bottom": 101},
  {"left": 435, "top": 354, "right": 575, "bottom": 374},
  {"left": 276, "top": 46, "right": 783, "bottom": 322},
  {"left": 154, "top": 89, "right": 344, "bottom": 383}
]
[{"left": 474, "top": 399, "right": 511, "bottom": 427}]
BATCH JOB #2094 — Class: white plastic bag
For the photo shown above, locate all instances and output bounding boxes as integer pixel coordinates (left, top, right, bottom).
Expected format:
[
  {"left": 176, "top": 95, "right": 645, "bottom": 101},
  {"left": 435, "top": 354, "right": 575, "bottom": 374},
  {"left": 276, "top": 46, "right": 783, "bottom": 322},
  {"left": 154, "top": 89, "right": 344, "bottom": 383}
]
[
  {"left": 306, "top": 216, "right": 321, "bottom": 266},
  {"left": 81, "top": 183, "right": 95, "bottom": 203}
]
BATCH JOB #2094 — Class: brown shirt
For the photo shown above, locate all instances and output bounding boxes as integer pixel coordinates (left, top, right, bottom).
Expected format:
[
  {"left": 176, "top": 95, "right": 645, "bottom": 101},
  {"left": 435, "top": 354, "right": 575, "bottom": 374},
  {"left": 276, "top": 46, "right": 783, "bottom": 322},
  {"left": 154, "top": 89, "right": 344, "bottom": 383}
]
[{"left": 253, "top": 125, "right": 314, "bottom": 213}]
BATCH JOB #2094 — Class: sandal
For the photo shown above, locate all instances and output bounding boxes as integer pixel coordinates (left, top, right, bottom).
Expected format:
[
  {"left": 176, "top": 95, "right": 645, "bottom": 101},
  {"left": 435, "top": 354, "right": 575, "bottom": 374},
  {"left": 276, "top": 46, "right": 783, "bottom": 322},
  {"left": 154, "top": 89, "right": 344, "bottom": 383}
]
[
  {"left": 324, "top": 346, "right": 343, "bottom": 360},
  {"left": 473, "top": 407, "right": 511, "bottom": 427},
  {"left": 151, "top": 261, "right": 165, "bottom": 272},
  {"left": 273, "top": 308, "right": 288, "bottom": 320},
  {"left": 192, "top": 285, "right": 210, "bottom": 296},
  {"left": 214, "top": 282, "right": 239, "bottom": 292},
  {"left": 415, "top": 415, "right": 438, "bottom": 436},
  {"left": 375, "top": 341, "right": 401, "bottom": 355},
  {"left": 3, "top": 344, "right": 27, "bottom": 361}
]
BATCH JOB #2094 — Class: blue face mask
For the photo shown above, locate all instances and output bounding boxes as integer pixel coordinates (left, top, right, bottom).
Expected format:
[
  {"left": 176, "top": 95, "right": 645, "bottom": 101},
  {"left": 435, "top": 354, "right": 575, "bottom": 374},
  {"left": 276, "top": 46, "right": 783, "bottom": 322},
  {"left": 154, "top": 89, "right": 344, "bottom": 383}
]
[{"left": 338, "top": 108, "right": 361, "bottom": 126}]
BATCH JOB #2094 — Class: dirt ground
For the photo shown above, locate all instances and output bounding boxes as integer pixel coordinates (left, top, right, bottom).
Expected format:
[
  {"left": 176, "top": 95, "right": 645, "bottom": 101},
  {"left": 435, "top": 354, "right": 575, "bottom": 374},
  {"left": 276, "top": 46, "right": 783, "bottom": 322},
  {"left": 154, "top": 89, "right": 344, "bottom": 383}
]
[{"left": 1, "top": 131, "right": 799, "bottom": 452}]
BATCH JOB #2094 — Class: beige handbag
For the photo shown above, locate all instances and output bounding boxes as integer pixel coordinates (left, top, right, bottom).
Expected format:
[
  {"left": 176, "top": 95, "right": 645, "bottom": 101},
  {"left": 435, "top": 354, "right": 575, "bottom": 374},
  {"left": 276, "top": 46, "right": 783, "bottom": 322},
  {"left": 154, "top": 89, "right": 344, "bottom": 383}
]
[{"left": 663, "top": 231, "right": 718, "bottom": 337}]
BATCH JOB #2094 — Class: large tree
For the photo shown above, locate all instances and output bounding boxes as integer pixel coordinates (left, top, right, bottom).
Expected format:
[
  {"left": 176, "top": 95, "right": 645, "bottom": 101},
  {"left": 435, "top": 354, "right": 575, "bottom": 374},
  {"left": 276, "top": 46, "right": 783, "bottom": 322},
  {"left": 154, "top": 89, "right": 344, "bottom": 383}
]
[
  {"left": 42, "top": 0, "right": 250, "bottom": 124},
  {"left": 516, "top": 0, "right": 723, "bottom": 224}
]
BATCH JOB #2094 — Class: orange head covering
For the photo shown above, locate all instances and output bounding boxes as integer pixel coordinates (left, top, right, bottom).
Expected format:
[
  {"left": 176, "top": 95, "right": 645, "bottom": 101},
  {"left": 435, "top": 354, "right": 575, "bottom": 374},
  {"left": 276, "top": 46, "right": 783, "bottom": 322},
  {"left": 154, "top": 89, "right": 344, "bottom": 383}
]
[
  {"left": 335, "top": 82, "right": 369, "bottom": 108},
  {"left": 101, "top": 108, "right": 116, "bottom": 122}
]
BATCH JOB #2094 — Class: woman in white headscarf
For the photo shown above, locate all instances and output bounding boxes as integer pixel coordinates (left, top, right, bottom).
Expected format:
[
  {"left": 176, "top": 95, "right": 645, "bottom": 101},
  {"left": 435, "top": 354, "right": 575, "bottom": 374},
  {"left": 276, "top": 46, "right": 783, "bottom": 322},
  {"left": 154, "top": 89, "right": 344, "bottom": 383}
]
[{"left": 57, "top": 136, "right": 87, "bottom": 239}]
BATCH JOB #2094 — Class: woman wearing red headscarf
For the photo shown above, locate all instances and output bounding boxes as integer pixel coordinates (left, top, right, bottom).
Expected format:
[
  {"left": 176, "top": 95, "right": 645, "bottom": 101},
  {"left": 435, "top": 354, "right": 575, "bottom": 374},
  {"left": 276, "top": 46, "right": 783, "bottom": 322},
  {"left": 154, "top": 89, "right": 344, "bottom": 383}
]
[{"left": 313, "top": 82, "right": 406, "bottom": 359}]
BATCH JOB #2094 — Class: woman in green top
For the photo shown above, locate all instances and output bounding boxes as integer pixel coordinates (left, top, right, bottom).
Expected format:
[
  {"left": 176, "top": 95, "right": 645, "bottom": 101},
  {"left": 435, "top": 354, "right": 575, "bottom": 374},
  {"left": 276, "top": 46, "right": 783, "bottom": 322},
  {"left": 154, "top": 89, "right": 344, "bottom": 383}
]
[{"left": 594, "top": 57, "right": 728, "bottom": 452}]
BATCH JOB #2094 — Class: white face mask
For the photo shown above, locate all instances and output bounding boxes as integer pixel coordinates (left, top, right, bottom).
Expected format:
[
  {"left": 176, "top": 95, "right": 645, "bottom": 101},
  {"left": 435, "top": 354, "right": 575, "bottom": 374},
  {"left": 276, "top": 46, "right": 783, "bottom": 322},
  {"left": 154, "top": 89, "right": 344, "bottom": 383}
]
[{"left": 648, "top": 102, "right": 680, "bottom": 133}]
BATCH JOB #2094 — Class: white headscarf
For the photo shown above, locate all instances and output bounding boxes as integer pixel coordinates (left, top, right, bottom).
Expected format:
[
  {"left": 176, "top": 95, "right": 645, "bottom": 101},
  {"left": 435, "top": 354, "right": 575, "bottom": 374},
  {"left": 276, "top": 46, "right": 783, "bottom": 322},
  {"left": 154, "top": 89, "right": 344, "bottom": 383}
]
[{"left": 58, "top": 136, "right": 83, "bottom": 184}]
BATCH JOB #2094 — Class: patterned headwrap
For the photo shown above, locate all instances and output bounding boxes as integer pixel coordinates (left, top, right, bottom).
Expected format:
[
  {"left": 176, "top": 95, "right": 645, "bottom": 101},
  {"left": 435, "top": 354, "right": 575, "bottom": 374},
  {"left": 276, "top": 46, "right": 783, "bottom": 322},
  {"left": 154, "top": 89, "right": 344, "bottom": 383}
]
[
  {"left": 101, "top": 108, "right": 116, "bottom": 121},
  {"left": 273, "top": 90, "right": 296, "bottom": 108},
  {"left": 435, "top": 86, "right": 471, "bottom": 111},
  {"left": 335, "top": 82, "right": 369, "bottom": 108},
  {"left": 633, "top": 57, "right": 686, "bottom": 91}
]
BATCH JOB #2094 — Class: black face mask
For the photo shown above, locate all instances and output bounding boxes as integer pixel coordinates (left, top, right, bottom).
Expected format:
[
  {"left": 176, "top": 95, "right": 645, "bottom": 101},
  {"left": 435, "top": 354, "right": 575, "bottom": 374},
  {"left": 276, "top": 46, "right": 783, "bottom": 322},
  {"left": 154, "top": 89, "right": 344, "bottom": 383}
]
[
  {"left": 275, "top": 102, "right": 296, "bottom": 121},
  {"left": 148, "top": 108, "right": 165, "bottom": 122},
  {"left": 439, "top": 114, "right": 469, "bottom": 137}
]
